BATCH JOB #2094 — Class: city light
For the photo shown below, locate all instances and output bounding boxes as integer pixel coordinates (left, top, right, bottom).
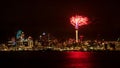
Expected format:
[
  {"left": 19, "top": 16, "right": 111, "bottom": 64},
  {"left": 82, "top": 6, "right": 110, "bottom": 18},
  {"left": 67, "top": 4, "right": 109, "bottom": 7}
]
[{"left": 70, "top": 15, "right": 88, "bottom": 42}]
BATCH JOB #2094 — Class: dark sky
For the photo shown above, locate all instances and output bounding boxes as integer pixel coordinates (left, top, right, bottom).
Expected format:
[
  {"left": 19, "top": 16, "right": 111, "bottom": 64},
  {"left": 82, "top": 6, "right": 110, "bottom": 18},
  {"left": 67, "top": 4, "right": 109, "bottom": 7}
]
[{"left": 1, "top": 0, "right": 120, "bottom": 41}]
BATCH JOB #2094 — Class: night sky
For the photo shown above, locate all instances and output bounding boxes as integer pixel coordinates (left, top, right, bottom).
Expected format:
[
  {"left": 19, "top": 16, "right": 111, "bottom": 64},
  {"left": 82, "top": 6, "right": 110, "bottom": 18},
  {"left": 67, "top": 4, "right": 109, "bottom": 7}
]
[{"left": 1, "top": 0, "right": 120, "bottom": 42}]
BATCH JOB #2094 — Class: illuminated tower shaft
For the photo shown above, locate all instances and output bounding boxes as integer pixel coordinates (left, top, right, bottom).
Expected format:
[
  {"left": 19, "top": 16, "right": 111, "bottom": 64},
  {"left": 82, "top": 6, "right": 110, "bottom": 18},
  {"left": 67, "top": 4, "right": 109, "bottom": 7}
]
[
  {"left": 76, "top": 29, "right": 78, "bottom": 43},
  {"left": 75, "top": 22, "right": 79, "bottom": 43}
]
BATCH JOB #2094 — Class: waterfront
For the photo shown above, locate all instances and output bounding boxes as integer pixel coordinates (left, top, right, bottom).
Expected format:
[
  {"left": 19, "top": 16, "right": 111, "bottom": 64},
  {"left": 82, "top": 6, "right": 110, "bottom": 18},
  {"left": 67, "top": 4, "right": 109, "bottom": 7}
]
[
  {"left": 0, "top": 51, "right": 120, "bottom": 68},
  {"left": 1, "top": 39, "right": 120, "bottom": 51},
  {"left": 0, "top": 30, "right": 119, "bottom": 51}
]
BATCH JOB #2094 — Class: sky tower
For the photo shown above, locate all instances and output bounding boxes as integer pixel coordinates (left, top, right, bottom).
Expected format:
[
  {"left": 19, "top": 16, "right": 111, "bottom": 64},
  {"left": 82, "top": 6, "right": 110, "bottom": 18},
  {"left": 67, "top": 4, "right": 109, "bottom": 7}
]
[{"left": 70, "top": 15, "right": 88, "bottom": 43}]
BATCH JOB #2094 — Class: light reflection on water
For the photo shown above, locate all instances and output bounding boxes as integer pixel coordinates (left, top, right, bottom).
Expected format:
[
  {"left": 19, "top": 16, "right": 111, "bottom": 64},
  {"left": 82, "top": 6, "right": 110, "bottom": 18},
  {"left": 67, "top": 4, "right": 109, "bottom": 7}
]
[
  {"left": 65, "top": 52, "right": 90, "bottom": 59},
  {"left": 63, "top": 52, "right": 93, "bottom": 68},
  {"left": 0, "top": 51, "right": 120, "bottom": 68}
]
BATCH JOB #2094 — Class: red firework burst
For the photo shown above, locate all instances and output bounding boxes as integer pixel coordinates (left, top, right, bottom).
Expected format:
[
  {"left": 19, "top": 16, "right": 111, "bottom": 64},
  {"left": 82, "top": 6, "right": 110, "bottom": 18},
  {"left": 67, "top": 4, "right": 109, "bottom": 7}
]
[{"left": 70, "top": 15, "right": 88, "bottom": 29}]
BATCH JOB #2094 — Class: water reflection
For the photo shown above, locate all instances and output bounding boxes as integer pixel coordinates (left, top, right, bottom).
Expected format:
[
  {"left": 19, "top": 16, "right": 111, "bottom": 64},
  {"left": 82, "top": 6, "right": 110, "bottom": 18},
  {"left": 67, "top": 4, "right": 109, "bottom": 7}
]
[
  {"left": 66, "top": 52, "right": 90, "bottom": 59},
  {"left": 63, "top": 52, "right": 93, "bottom": 68},
  {"left": 1, "top": 51, "right": 119, "bottom": 68}
]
